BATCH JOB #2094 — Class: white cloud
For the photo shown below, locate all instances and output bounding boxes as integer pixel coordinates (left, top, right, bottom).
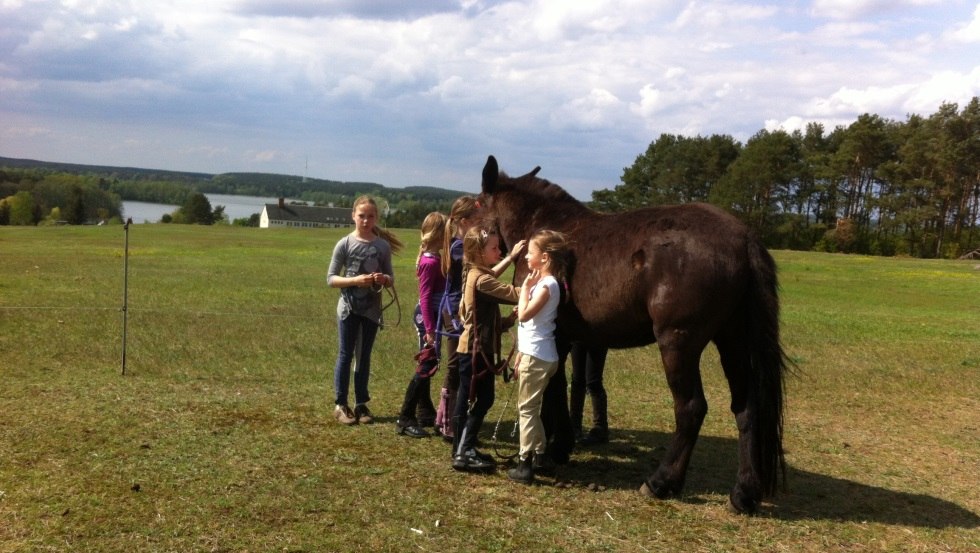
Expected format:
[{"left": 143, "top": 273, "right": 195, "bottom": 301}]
[
  {"left": 4, "top": 124, "right": 51, "bottom": 138},
  {"left": 905, "top": 67, "right": 980, "bottom": 112},
  {"left": 947, "top": 3, "right": 980, "bottom": 43},
  {"left": 550, "top": 88, "right": 623, "bottom": 131},
  {"left": 811, "top": 0, "right": 943, "bottom": 20},
  {"left": 250, "top": 150, "right": 281, "bottom": 163},
  {"left": 632, "top": 84, "right": 664, "bottom": 118},
  {"left": 816, "top": 84, "right": 917, "bottom": 117}
]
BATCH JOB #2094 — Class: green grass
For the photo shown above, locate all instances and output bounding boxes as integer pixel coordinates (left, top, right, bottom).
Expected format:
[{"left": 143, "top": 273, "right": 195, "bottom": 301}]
[{"left": 1, "top": 225, "right": 978, "bottom": 552}]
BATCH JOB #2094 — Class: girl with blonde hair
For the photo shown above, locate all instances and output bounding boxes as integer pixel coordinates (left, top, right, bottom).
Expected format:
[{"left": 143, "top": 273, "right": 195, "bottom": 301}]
[{"left": 396, "top": 211, "right": 448, "bottom": 437}]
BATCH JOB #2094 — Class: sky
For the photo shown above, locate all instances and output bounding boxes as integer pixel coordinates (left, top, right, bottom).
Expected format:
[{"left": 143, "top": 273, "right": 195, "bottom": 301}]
[{"left": 1, "top": 1, "right": 978, "bottom": 200}]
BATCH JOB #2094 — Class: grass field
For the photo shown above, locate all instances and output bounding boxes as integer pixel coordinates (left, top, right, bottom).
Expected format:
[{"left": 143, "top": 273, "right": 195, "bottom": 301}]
[{"left": 1, "top": 224, "right": 978, "bottom": 552}]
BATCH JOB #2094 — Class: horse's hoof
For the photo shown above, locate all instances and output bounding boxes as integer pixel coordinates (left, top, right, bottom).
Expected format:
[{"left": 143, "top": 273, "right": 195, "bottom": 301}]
[
  {"left": 639, "top": 482, "right": 654, "bottom": 498},
  {"left": 728, "top": 489, "right": 759, "bottom": 515},
  {"left": 639, "top": 480, "right": 675, "bottom": 499}
]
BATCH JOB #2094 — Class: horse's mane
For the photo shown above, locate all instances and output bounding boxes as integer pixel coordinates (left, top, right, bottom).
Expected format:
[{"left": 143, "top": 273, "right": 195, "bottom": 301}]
[{"left": 498, "top": 170, "right": 589, "bottom": 214}]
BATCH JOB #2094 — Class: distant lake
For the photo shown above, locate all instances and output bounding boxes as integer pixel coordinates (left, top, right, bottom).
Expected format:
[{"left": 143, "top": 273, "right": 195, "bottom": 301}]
[{"left": 122, "top": 194, "right": 296, "bottom": 223}]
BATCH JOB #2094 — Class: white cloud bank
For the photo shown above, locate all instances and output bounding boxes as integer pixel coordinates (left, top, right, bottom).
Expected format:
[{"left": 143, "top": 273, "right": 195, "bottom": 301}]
[{"left": 0, "top": 0, "right": 978, "bottom": 199}]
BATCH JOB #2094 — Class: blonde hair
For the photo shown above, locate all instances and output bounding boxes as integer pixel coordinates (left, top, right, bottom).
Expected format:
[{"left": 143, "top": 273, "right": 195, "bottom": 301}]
[
  {"left": 442, "top": 195, "right": 480, "bottom": 276},
  {"left": 530, "top": 229, "right": 570, "bottom": 284},
  {"left": 417, "top": 211, "right": 447, "bottom": 268},
  {"left": 461, "top": 222, "right": 498, "bottom": 272},
  {"left": 352, "top": 195, "right": 403, "bottom": 254}
]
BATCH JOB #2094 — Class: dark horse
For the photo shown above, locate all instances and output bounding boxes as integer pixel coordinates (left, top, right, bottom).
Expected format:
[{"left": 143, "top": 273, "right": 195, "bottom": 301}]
[{"left": 479, "top": 156, "right": 789, "bottom": 514}]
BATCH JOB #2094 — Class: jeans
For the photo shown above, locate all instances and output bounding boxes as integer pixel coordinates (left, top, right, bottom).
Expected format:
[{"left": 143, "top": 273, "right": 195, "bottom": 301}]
[{"left": 334, "top": 313, "right": 379, "bottom": 406}]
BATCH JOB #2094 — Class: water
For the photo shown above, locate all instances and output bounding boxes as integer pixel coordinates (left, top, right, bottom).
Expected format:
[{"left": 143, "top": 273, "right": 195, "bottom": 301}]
[
  {"left": 122, "top": 194, "right": 291, "bottom": 223},
  {"left": 122, "top": 200, "right": 179, "bottom": 224}
]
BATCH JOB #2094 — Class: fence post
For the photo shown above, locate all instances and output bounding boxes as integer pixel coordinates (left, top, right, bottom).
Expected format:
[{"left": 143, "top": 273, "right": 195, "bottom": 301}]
[{"left": 121, "top": 218, "right": 132, "bottom": 375}]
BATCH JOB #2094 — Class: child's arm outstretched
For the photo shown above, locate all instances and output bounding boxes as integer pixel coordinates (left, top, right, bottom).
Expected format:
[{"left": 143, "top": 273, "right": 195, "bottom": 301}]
[{"left": 491, "top": 239, "right": 527, "bottom": 278}]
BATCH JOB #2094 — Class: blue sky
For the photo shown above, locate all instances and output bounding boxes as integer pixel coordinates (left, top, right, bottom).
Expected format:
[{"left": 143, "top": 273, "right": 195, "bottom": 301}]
[{"left": 1, "top": 0, "right": 978, "bottom": 199}]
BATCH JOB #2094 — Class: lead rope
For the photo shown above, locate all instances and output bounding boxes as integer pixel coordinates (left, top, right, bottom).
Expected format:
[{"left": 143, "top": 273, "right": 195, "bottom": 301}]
[
  {"left": 491, "top": 340, "right": 520, "bottom": 462},
  {"left": 380, "top": 283, "right": 400, "bottom": 327}
]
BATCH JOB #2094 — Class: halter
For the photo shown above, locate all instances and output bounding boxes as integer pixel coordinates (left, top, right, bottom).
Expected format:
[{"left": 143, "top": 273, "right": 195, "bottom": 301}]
[{"left": 432, "top": 265, "right": 462, "bottom": 359}]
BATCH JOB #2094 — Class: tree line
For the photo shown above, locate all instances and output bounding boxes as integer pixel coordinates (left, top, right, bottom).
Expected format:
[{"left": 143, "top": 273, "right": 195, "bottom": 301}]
[
  {"left": 0, "top": 170, "right": 123, "bottom": 225},
  {"left": 0, "top": 164, "right": 463, "bottom": 227},
  {"left": 592, "top": 98, "right": 980, "bottom": 259}
]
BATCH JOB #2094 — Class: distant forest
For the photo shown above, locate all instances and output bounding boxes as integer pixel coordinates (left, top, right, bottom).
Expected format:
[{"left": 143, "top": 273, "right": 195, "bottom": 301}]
[
  {"left": 0, "top": 158, "right": 467, "bottom": 228},
  {"left": 2, "top": 97, "right": 978, "bottom": 258}
]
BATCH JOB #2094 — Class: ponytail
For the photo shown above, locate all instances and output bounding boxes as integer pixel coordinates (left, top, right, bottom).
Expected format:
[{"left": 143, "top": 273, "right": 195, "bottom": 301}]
[
  {"left": 352, "top": 194, "right": 404, "bottom": 254},
  {"left": 442, "top": 195, "right": 479, "bottom": 276}
]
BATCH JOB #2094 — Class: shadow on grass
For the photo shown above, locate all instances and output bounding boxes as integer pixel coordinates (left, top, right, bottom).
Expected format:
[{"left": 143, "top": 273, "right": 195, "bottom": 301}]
[{"left": 500, "top": 425, "right": 980, "bottom": 529}]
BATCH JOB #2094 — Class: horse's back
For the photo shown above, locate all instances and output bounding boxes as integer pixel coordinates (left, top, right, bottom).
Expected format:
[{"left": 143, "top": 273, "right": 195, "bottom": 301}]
[{"left": 564, "top": 203, "right": 755, "bottom": 348}]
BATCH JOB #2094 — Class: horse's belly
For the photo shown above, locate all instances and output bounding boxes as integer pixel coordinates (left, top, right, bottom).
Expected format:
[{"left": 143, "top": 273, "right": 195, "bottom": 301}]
[{"left": 559, "top": 312, "right": 656, "bottom": 349}]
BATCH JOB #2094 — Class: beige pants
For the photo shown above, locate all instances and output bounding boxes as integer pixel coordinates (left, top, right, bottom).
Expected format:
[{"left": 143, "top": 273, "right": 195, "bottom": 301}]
[{"left": 516, "top": 353, "right": 559, "bottom": 458}]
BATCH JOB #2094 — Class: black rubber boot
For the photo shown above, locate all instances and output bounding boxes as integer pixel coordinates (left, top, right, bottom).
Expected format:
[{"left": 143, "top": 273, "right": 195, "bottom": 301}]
[{"left": 507, "top": 454, "right": 534, "bottom": 485}]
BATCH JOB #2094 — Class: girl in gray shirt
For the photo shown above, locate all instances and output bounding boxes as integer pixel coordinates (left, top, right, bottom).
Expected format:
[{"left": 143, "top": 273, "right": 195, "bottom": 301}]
[{"left": 327, "top": 196, "right": 402, "bottom": 425}]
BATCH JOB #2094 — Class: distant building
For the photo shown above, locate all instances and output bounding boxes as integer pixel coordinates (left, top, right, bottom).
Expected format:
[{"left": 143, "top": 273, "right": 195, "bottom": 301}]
[{"left": 260, "top": 198, "right": 351, "bottom": 229}]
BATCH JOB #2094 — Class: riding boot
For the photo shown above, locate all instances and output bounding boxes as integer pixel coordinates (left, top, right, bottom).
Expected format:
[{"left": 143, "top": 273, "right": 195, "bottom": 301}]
[
  {"left": 507, "top": 453, "right": 534, "bottom": 485},
  {"left": 456, "top": 412, "right": 486, "bottom": 454},
  {"left": 452, "top": 422, "right": 495, "bottom": 472},
  {"left": 450, "top": 414, "right": 464, "bottom": 457}
]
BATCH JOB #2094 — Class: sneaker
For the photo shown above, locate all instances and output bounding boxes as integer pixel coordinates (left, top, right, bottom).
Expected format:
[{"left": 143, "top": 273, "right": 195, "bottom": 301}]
[
  {"left": 353, "top": 404, "right": 374, "bottom": 424},
  {"left": 334, "top": 404, "right": 357, "bottom": 425}
]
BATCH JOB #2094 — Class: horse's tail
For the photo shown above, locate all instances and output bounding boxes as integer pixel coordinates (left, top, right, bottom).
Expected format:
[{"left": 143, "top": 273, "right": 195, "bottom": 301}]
[{"left": 745, "top": 237, "right": 790, "bottom": 497}]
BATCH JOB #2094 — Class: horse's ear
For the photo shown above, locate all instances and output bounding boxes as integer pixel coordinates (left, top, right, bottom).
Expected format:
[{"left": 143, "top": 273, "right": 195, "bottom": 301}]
[
  {"left": 530, "top": 166, "right": 541, "bottom": 177},
  {"left": 482, "top": 155, "right": 499, "bottom": 195}
]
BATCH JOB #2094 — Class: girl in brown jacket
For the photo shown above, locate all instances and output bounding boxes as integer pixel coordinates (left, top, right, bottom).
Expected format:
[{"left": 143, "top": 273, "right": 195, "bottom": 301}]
[{"left": 451, "top": 224, "right": 525, "bottom": 472}]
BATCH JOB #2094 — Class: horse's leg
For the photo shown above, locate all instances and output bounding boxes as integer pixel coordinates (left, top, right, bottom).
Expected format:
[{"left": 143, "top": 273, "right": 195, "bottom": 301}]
[
  {"left": 715, "top": 331, "right": 762, "bottom": 514},
  {"left": 641, "top": 337, "right": 708, "bottom": 499},
  {"left": 542, "top": 338, "right": 574, "bottom": 464}
]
